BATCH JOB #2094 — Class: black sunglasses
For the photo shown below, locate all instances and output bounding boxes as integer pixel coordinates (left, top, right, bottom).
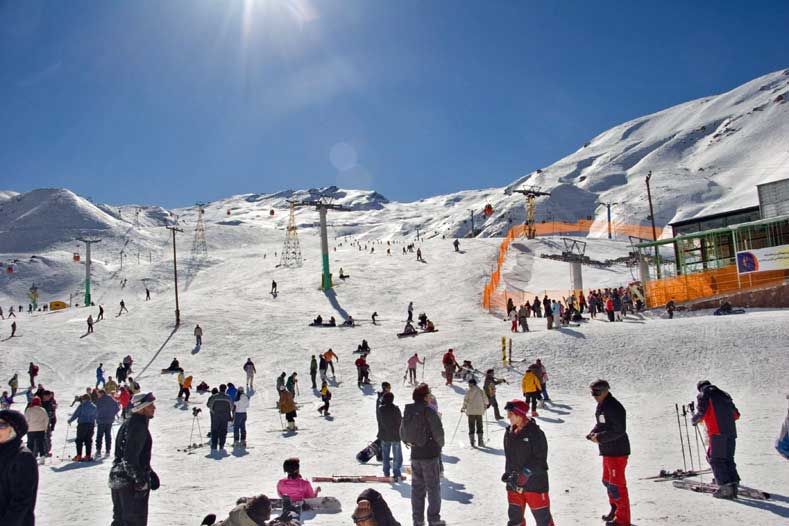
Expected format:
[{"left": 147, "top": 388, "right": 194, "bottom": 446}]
[{"left": 591, "top": 389, "right": 604, "bottom": 396}]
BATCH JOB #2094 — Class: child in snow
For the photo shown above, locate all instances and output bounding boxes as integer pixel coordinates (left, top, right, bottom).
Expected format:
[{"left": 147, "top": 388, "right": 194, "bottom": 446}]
[{"left": 277, "top": 458, "right": 320, "bottom": 503}]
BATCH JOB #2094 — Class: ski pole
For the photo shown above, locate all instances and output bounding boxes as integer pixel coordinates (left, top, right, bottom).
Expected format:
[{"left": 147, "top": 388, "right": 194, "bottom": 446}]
[
  {"left": 450, "top": 412, "right": 464, "bottom": 444},
  {"left": 61, "top": 424, "right": 70, "bottom": 461},
  {"left": 421, "top": 361, "right": 425, "bottom": 382},
  {"left": 278, "top": 411, "right": 284, "bottom": 431},
  {"left": 692, "top": 415, "right": 704, "bottom": 481},
  {"left": 675, "top": 403, "right": 687, "bottom": 472},
  {"left": 681, "top": 405, "right": 695, "bottom": 471}
]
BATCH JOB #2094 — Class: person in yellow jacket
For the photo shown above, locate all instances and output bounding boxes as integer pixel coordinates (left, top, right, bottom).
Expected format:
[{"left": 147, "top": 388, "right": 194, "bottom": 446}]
[
  {"left": 521, "top": 366, "right": 542, "bottom": 417},
  {"left": 104, "top": 377, "right": 119, "bottom": 396}
]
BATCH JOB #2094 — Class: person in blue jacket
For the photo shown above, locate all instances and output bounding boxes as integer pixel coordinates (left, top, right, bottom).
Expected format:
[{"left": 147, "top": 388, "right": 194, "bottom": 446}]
[
  {"left": 68, "top": 395, "right": 97, "bottom": 461},
  {"left": 95, "top": 390, "right": 120, "bottom": 457},
  {"left": 96, "top": 363, "right": 105, "bottom": 389}
]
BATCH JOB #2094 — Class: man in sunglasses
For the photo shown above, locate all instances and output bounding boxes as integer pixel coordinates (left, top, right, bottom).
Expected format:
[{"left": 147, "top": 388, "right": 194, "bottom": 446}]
[
  {"left": 109, "top": 392, "right": 159, "bottom": 526},
  {"left": 587, "top": 380, "right": 630, "bottom": 526}
]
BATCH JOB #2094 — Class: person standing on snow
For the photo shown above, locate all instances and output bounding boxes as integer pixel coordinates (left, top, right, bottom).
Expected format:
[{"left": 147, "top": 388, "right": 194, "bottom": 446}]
[
  {"left": 233, "top": 387, "right": 250, "bottom": 447},
  {"left": 521, "top": 366, "right": 542, "bottom": 418},
  {"left": 309, "top": 356, "right": 318, "bottom": 389},
  {"left": 207, "top": 384, "right": 233, "bottom": 451},
  {"left": 484, "top": 369, "right": 507, "bottom": 420},
  {"left": 378, "top": 392, "right": 403, "bottom": 481},
  {"left": 24, "top": 397, "right": 49, "bottom": 461},
  {"left": 551, "top": 300, "right": 560, "bottom": 328},
  {"left": 68, "top": 394, "right": 97, "bottom": 461},
  {"left": 279, "top": 386, "right": 298, "bottom": 432},
  {"left": 587, "top": 379, "right": 630, "bottom": 526},
  {"left": 534, "top": 359, "right": 550, "bottom": 406},
  {"left": 318, "top": 355, "right": 329, "bottom": 384},
  {"left": 87, "top": 314, "right": 94, "bottom": 334},
  {"left": 462, "top": 377, "right": 489, "bottom": 447},
  {"left": 442, "top": 349, "right": 457, "bottom": 386},
  {"left": 145, "top": 288, "right": 150, "bottom": 301},
  {"left": 10, "top": 321, "right": 17, "bottom": 338},
  {"left": 194, "top": 324, "right": 203, "bottom": 346},
  {"left": 692, "top": 380, "right": 741, "bottom": 499},
  {"left": 318, "top": 382, "right": 332, "bottom": 416},
  {"left": 27, "top": 363, "right": 38, "bottom": 389},
  {"left": 518, "top": 304, "right": 529, "bottom": 332},
  {"left": 8, "top": 374, "right": 19, "bottom": 398},
  {"left": 109, "top": 392, "right": 159, "bottom": 526},
  {"left": 285, "top": 374, "right": 298, "bottom": 397},
  {"left": 324, "top": 349, "right": 338, "bottom": 377},
  {"left": 243, "top": 358, "right": 256, "bottom": 390},
  {"left": 502, "top": 400, "right": 555, "bottom": 526},
  {"left": 97, "top": 304, "right": 104, "bottom": 321},
  {"left": 407, "top": 302, "right": 414, "bottom": 323},
  {"left": 95, "top": 390, "right": 119, "bottom": 457},
  {"left": 118, "top": 300, "right": 128, "bottom": 316},
  {"left": 509, "top": 309, "right": 518, "bottom": 333},
  {"left": 406, "top": 353, "right": 425, "bottom": 385},
  {"left": 0, "top": 409, "right": 39, "bottom": 525},
  {"left": 95, "top": 364, "right": 105, "bottom": 389}
]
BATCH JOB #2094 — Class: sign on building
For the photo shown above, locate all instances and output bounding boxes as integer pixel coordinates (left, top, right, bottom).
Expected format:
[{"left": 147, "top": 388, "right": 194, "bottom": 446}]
[
  {"left": 736, "top": 245, "right": 789, "bottom": 274},
  {"left": 758, "top": 177, "right": 789, "bottom": 219}
]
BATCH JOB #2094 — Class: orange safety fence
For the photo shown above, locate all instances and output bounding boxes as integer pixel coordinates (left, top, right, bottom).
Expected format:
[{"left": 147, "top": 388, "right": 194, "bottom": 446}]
[
  {"left": 644, "top": 265, "right": 789, "bottom": 308},
  {"left": 481, "top": 220, "right": 663, "bottom": 312}
]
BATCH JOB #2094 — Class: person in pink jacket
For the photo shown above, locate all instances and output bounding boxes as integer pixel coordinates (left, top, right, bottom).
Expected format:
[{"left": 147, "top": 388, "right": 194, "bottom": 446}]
[
  {"left": 276, "top": 458, "right": 321, "bottom": 502},
  {"left": 406, "top": 353, "right": 425, "bottom": 385}
]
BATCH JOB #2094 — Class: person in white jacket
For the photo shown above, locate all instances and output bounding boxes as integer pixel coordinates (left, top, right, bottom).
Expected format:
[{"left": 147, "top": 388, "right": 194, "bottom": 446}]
[
  {"left": 24, "top": 396, "right": 50, "bottom": 461},
  {"left": 461, "top": 378, "right": 489, "bottom": 447},
  {"left": 233, "top": 388, "right": 250, "bottom": 447}
]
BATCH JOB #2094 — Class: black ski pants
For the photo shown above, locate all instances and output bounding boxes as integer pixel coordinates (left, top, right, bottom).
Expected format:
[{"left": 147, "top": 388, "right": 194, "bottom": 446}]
[
  {"left": 310, "top": 370, "right": 317, "bottom": 389},
  {"left": 490, "top": 394, "right": 503, "bottom": 419},
  {"left": 27, "top": 431, "right": 46, "bottom": 458},
  {"left": 708, "top": 434, "right": 739, "bottom": 486},
  {"left": 524, "top": 391, "right": 540, "bottom": 413},
  {"left": 96, "top": 423, "right": 113, "bottom": 454},
  {"left": 467, "top": 414, "right": 483, "bottom": 435},
  {"left": 75, "top": 422, "right": 94, "bottom": 457},
  {"left": 210, "top": 418, "right": 228, "bottom": 449},
  {"left": 111, "top": 485, "right": 149, "bottom": 526}
]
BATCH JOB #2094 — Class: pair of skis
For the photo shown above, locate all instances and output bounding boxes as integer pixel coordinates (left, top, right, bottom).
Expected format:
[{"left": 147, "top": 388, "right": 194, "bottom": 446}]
[
  {"left": 312, "top": 475, "right": 406, "bottom": 483},
  {"left": 672, "top": 480, "right": 770, "bottom": 500}
]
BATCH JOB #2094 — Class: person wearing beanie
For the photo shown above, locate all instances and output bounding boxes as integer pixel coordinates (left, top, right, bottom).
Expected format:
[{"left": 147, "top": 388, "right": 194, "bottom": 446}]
[
  {"left": 68, "top": 394, "right": 97, "bottom": 461},
  {"left": 691, "top": 380, "right": 741, "bottom": 499},
  {"left": 441, "top": 349, "right": 457, "bottom": 386},
  {"left": 587, "top": 380, "right": 630, "bottom": 526},
  {"left": 24, "top": 397, "right": 49, "bottom": 461},
  {"left": 400, "top": 383, "right": 445, "bottom": 526},
  {"left": 462, "top": 377, "right": 489, "bottom": 447},
  {"left": 502, "top": 400, "right": 554, "bottom": 526},
  {"left": 109, "top": 392, "right": 159, "bottom": 526},
  {"left": 377, "top": 391, "right": 403, "bottom": 481},
  {"left": 276, "top": 458, "right": 320, "bottom": 503},
  {"left": 0, "top": 409, "right": 39, "bottom": 526}
]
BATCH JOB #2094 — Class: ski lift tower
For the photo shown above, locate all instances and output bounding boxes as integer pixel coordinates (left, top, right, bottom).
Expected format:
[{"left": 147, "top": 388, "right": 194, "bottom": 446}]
[
  {"left": 191, "top": 203, "right": 208, "bottom": 261},
  {"left": 510, "top": 187, "right": 551, "bottom": 239},
  {"left": 76, "top": 236, "right": 102, "bottom": 306},
  {"left": 294, "top": 198, "right": 351, "bottom": 290},
  {"left": 279, "top": 202, "right": 303, "bottom": 268},
  {"left": 561, "top": 237, "right": 588, "bottom": 297}
]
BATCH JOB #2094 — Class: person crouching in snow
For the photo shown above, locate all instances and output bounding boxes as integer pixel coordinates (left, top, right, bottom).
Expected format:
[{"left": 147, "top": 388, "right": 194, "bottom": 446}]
[
  {"left": 277, "top": 457, "right": 320, "bottom": 504},
  {"left": 502, "top": 400, "right": 555, "bottom": 526}
]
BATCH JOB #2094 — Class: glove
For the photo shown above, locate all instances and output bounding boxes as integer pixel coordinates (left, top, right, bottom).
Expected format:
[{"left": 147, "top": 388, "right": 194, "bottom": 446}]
[
  {"left": 133, "top": 481, "right": 150, "bottom": 497},
  {"left": 150, "top": 470, "right": 160, "bottom": 491},
  {"left": 501, "top": 472, "right": 509, "bottom": 483},
  {"left": 506, "top": 468, "right": 532, "bottom": 492}
]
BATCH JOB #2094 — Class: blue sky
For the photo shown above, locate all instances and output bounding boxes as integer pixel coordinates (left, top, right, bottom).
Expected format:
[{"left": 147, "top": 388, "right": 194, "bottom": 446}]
[{"left": 1, "top": 0, "right": 788, "bottom": 207}]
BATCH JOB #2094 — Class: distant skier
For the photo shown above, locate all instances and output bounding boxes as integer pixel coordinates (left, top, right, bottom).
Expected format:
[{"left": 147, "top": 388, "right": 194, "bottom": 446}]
[
  {"left": 0, "top": 305, "right": 3, "bottom": 319},
  {"left": 118, "top": 299, "right": 128, "bottom": 316},
  {"left": 407, "top": 302, "right": 414, "bottom": 323},
  {"left": 587, "top": 379, "right": 630, "bottom": 526},
  {"left": 453, "top": 239, "right": 459, "bottom": 252},
  {"left": 461, "top": 378, "right": 488, "bottom": 447},
  {"left": 521, "top": 366, "right": 542, "bottom": 417},
  {"left": 309, "top": 356, "right": 318, "bottom": 389},
  {"left": 318, "top": 381, "right": 331, "bottom": 416},
  {"left": 324, "top": 349, "right": 338, "bottom": 377},
  {"left": 502, "top": 400, "right": 555, "bottom": 526},
  {"left": 8, "top": 306, "right": 15, "bottom": 318},
  {"left": 692, "top": 380, "right": 741, "bottom": 499},
  {"left": 87, "top": 314, "right": 94, "bottom": 334},
  {"left": 372, "top": 311, "right": 379, "bottom": 325},
  {"left": 207, "top": 384, "right": 233, "bottom": 450},
  {"left": 10, "top": 321, "right": 16, "bottom": 338},
  {"left": 318, "top": 354, "right": 329, "bottom": 384},
  {"left": 97, "top": 304, "right": 104, "bottom": 321},
  {"left": 95, "top": 363, "right": 105, "bottom": 388},
  {"left": 28, "top": 362, "right": 38, "bottom": 388},
  {"left": 442, "top": 349, "right": 457, "bottom": 385},
  {"left": 194, "top": 324, "right": 203, "bottom": 346},
  {"left": 416, "top": 248, "right": 423, "bottom": 262},
  {"left": 145, "top": 288, "right": 151, "bottom": 301},
  {"left": 279, "top": 386, "right": 298, "bottom": 432},
  {"left": 243, "top": 358, "right": 256, "bottom": 390},
  {"left": 271, "top": 280, "right": 277, "bottom": 295},
  {"left": 276, "top": 372, "right": 287, "bottom": 394},
  {"left": 286, "top": 373, "right": 298, "bottom": 397},
  {"left": 406, "top": 353, "right": 424, "bottom": 385}
]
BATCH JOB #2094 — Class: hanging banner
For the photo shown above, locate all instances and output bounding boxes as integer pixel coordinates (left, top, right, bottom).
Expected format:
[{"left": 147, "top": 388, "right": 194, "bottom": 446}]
[{"left": 736, "top": 244, "right": 789, "bottom": 274}]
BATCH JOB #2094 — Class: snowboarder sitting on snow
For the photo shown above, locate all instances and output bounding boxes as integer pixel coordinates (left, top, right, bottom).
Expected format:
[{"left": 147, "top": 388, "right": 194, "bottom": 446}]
[
  {"left": 163, "top": 358, "right": 180, "bottom": 373},
  {"left": 339, "top": 268, "right": 348, "bottom": 280},
  {"left": 196, "top": 381, "right": 211, "bottom": 394},
  {"left": 714, "top": 300, "right": 733, "bottom": 316},
  {"left": 277, "top": 458, "right": 321, "bottom": 503},
  {"left": 343, "top": 315, "right": 355, "bottom": 327},
  {"left": 328, "top": 316, "right": 336, "bottom": 327},
  {"left": 201, "top": 494, "right": 272, "bottom": 526},
  {"left": 417, "top": 313, "right": 428, "bottom": 329},
  {"left": 312, "top": 315, "right": 323, "bottom": 326},
  {"left": 402, "top": 321, "right": 417, "bottom": 335},
  {"left": 424, "top": 319, "right": 436, "bottom": 332}
]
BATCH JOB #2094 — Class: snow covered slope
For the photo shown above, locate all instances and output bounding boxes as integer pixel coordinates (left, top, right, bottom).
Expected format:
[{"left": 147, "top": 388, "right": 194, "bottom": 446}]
[{"left": 0, "top": 220, "right": 787, "bottom": 526}]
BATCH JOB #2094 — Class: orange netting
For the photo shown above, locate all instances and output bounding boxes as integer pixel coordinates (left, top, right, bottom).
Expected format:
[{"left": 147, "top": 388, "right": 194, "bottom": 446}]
[{"left": 481, "top": 221, "right": 664, "bottom": 312}]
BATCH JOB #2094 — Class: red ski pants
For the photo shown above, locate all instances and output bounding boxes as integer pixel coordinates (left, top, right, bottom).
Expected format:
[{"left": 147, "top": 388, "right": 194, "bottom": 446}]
[
  {"left": 506, "top": 490, "right": 554, "bottom": 526},
  {"left": 602, "top": 455, "right": 630, "bottom": 525}
]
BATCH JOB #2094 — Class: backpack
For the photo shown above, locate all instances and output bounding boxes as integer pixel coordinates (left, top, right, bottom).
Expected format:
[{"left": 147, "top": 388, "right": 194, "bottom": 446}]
[{"left": 400, "top": 404, "right": 430, "bottom": 448}]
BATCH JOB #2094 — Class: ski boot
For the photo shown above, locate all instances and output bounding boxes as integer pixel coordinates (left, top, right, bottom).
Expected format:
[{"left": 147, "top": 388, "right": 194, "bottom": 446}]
[
  {"left": 601, "top": 504, "right": 617, "bottom": 521},
  {"left": 713, "top": 483, "right": 736, "bottom": 500},
  {"left": 469, "top": 434, "right": 475, "bottom": 448},
  {"left": 477, "top": 434, "right": 485, "bottom": 447},
  {"left": 531, "top": 410, "right": 539, "bottom": 417},
  {"left": 71, "top": 454, "right": 82, "bottom": 462},
  {"left": 81, "top": 454, "right": 93, "bottom": 462}
]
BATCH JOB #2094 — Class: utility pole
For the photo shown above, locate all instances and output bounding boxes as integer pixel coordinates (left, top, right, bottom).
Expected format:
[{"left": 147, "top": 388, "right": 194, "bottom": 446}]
[
  {"left": 468, "top": 209, "right": 475, "bottom": 237},
  {"left": 598, "top": 202, "right": 617, "bottom": 239},
  {"left": 166, "top": 226, "right": 184, "bottom": 325},
  {"left": 76, "top": 237, "right": 101, "bottom": 306},
  {"left": 645, "top": 171, "right": 661, "bottom": 279}
]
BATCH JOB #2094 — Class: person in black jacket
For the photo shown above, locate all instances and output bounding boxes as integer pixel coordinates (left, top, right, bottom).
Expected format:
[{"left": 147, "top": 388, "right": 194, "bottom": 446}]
[
  {"left": 691, "top": 380, "right": 741, "bottom": 499},
  {"left": 108, "top": 392, "right": 159, "bottom": 526},
  {"left": 0, "top": 409, "right": 38, "bottom": 526},
  {"left": 207, "top": 384, "right": 233, "bottom": 451},
  {"left": 587, "top": 380, "right": 630, "bottom": 526},
  {"left": 400, "top": 384, "right": 445, "bottom": 526},
  {"left": 356, "top": 487, "right": 401, "bottom": 526},
  {"left": 502, "top": 400, "right": 554, "bottom": 526},
  {"left": 378, "top": 392, "right": 403, "bottom": 481}
]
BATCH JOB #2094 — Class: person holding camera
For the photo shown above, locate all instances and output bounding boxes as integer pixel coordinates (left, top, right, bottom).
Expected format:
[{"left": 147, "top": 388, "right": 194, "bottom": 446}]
[
  {"left": 501, "top": 400, "right": 554, "bottom": 526},
  {"left": 587, "top": 380, "right": 630, "bottom": 526}
]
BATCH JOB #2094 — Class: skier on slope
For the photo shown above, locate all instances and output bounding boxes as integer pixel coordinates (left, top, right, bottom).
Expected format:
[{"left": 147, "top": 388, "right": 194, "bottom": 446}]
[
  {"left": 285, "top": 374, "right": 298, "bottom": 397},
  {"left": 502, "top": 400, "right": 555, "bottom": 526},
  {"left": 407, "top": 302, "right": 414, "bottom": 323},
  {"left": 207, "top": 384, "right": 233, "bottom": 451},
  {"left": 318, "top": 381, "right": 331, "bottom": 416},
  {"left": 442, "top": 349, "right": 458, "bottom": 385},
  {"left": 323, "top": 349, "right": 338, "bottom": 377},
  {"left": 309, "top": 356, "right": 318, "bottom": 389},
  {"left": 194, "top": 324, "right": 203, "bottom": 346},
  {"left": 521, "top": 366, "right": 542, "bottom": 418},
  {"left": 233, "top": 387, "right": 250, "bottom": 447},
  {"left": 587, "top": 379, "right": 631, "bottom": 526},
  {"left": 118, "top": 299, "right": 128, "bottom": 316},
  {"left": 318, "top": 355, "right": 329, "bottom": 384},
  {"left": 484, "top": 369, "right": 507, "bottom": 420},
  {"left": 406, "top": 353, "right": 424, "bottom": 385},
  {"left": 243, "top": 358, "right": 256, "bottom": 390},
  {"left": 278, "top": 386, "right": 298, "bottom": 432},
  {"left": 692, "top": 380, "right": 741, "bottom": 499},
  {"left": 276, "top": 373, "right": 286, "bottom": 395},
  {"left": 97, "top": 304, "right": 104, "bottom": 321},
  {"left": 462, "top": 377, "right": 489, "bottom": 447},
  {"left": 86, "top": 314, "right": 94, "bottom": 334},
  {"left": 27, "top": 363, "right": 38, "bottom": 388},
  {"left": 95, "top": 363, "right": 105, "bottom": 388}
]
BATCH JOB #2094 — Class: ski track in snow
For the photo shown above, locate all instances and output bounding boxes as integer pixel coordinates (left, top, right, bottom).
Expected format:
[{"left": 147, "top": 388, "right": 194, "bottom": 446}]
[{"left": 0, "top": 228, "right": 788, "bottom": 526}]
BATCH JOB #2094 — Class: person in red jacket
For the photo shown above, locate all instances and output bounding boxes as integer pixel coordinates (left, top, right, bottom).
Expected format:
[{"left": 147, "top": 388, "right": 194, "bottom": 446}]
[
  {"left": 442, "top": 349, "right": 457, "bottom": 385},
  {"left": 692, "top": 380, "right": 741, "bottom": 499},
  {"left": 355, "top": 356, "right": 370, "bottom": 387},
  {"left": 118, "top": 387, "right": 131, "bottom": 419}
]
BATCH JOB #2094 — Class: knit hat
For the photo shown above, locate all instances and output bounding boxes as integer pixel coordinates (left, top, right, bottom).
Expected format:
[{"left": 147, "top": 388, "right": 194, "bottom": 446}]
[
  {"left": 468, "top": 377, "right": 477, "bottom": 386},
  {"left": 0, "top": 409, "right": 28, "bottom": 437},
  {"left": 30, "top": 396, "right": 42, "bottom": 407},
  {"left": 130, "top": 392, "right": 156, "bottom": 413},
  {"left": 504, "top": 400, "right": 530, "bottom": 419},
  {"left": 697, "top": 380, "right": 711, "bottom": 392}
]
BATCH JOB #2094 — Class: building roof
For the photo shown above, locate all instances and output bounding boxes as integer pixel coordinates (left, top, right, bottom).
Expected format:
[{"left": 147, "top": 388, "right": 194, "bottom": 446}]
[{"left": 668, "top": 205, "right": 760, "bottom": 228}]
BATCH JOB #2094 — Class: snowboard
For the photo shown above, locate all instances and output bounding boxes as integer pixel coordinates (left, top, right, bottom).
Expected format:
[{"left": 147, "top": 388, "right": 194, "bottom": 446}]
[
  {"left": 397, "top": 332, "right": 418, "bottom": 338},
  {"left": 356, "top": 439, "right": 381, "bottom": 463},
  {"left": 714, "top": 309, "right": 746, "bottom": 316},
  {"left": 270, "top": 496, "right": 342, "bottom": 513},
  {"left": 312, "top": 475, "right": 406, "bottom": 483},
  {"left": 672, "top": 480, "right": 770, "bottom": 499}
]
